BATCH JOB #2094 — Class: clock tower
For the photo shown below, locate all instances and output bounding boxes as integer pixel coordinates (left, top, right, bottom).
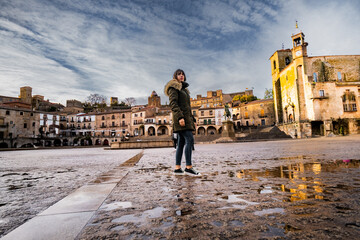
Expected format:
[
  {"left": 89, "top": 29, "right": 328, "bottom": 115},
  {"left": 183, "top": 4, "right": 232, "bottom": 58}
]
[{"left": 291, "top": 31, "right": 308, "bottom": 59}]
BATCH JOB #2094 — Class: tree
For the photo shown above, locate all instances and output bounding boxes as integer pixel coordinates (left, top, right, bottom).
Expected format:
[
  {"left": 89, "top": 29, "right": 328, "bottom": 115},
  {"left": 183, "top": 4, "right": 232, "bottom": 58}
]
[
  {"left": 125, "top": 97, "right": 136, "bottom": 107},
  {"left": 232, "top": 95, "right": 241, "bottom": 102},
  {"left": 264, "top": 88, "right": 273, "bottom": 99},
  {"left": 86, "top": 94, "right": 107, "bottom": 106}
]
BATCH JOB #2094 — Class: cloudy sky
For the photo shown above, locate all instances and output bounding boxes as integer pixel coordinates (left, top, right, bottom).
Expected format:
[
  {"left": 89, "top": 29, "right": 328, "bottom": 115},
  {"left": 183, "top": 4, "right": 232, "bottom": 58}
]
[{"left": 1, "top": 0, "right": 360, "bottom": 105}]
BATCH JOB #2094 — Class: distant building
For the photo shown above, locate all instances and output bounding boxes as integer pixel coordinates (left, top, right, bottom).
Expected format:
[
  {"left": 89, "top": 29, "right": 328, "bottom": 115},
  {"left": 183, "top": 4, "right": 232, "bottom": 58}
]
[
  {"left": 270, "top": 30, "right": 360, "bottom": 138},
  {"left": 148, "top": 90, "right": 161, "bottom": 108},
  {"left": 64, "top": 99, "right": 83, "bottom": 113}
]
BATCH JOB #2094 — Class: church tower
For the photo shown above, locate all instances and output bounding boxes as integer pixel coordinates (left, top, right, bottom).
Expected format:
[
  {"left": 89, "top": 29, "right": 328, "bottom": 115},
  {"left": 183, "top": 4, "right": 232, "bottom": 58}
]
[
  {"left": 148, "top": 91, "right": 161, "bottom": 108},
  {"left": 291, "top": 31, "right": 308, "bottom": 59}
]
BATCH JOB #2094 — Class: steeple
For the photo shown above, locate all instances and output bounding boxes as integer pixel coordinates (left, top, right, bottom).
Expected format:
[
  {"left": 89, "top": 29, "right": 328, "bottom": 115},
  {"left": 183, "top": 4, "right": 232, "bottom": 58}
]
[{"left": 291, "top": 25, "right": 308, "bottom": 59}]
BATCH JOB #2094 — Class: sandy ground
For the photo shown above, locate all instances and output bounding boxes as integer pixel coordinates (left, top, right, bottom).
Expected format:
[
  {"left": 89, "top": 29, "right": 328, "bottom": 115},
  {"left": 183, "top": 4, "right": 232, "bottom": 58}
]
[
  {"left": 0, "top": 148, "right": 142, "bottom": 238},
  {"left": 1, "top": 136, "right": 360, "bottom": 239}
]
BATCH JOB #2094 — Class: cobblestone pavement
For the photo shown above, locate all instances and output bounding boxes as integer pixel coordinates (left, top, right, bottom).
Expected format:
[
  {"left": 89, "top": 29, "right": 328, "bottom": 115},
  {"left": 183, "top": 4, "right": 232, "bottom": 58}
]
[
  {"left": 77, "top": 136, "right": 360, "bottom": 239},
  {"left": 1, "top": 136, "right": 360, "bottom": 239},
  {"left": 0, "top": 148, "right": 142, "bottom": 238}
]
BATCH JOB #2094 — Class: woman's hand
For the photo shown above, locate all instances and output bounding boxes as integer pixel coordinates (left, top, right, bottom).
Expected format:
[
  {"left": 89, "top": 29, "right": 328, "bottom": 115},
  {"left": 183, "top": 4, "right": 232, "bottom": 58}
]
[{"left": 179, "top": 118, "right": 185, "bottom": 127}]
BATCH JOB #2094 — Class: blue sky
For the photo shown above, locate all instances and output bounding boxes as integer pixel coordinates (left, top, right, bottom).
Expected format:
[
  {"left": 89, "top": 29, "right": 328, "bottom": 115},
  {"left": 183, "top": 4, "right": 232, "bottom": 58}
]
[{"left": 1, "top": 0, "right": 360, "bottom": 105}]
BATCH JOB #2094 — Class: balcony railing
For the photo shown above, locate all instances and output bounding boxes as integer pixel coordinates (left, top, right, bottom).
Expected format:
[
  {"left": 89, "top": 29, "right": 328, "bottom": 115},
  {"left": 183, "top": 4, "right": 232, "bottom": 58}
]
[{"left": 258, "top": 114, "right": 267, "bottom": 118}]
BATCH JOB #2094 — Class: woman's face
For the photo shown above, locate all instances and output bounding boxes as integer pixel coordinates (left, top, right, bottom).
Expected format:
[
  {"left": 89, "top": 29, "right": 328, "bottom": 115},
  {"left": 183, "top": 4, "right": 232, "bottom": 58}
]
[{"left": 176, "top": 72, "right": 185, "bottom": 82}]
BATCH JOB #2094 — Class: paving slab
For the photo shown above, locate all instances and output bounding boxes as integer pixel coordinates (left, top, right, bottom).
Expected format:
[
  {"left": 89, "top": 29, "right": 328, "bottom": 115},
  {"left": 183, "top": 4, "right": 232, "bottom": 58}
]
[
  {"left": 1, "top": 211, "right": 94, "bottom": 240},
  {"left": 39, "top": 183, "right": 117, "bottom": 216}
]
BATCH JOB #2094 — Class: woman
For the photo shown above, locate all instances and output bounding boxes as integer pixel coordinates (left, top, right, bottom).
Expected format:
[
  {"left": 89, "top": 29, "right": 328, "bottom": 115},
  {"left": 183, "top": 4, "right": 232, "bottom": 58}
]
[{"left": 164, "top": 69, "right": 200, "bottom": 176}]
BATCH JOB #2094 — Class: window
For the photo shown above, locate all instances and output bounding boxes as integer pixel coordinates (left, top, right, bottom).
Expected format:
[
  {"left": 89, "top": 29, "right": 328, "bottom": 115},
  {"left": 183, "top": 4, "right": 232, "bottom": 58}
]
[
  {"left": 319, "top": 90, "right": 325, "bottom": 97},
  {"left": 285, "top": 57, "right": 291, "bottom": 65},
  {"left": 6, "top": 111, "right": 10, "bottom": 115},
  {"left": 273, "top": 60, "right": 276, "bottom": 70},
  {"left": 158, "top": 120, "right": 161, "bottom": 124},
  {"left": 112, "top": 122, "right": 115, "bottom": 127},
  {"left": 112, "top": 115, "right": 115, "bottom": 119},
  {"left": 20, "top": 112, "right": 23, "bottom": 115},
  {"left": 209, "top": 110, "right": 213, "bottom": 115},
  {"left": 337, "top": 72, "right": 342, "bottom": 81},
  {"left": 122, "top": 121, "right": 125, "bottom": 126},
  {"left": 201, "top": 111, "right": 204, "bottom": 116},
  {"left": 313, "top": 73, "right": 318, "bottom": 82},
  {"left": 208, "top": 119, "right": 211, "bottom": 124},
  {"left": 343, "top": 104, "right": 348, "bottom": 112},
  {"left": 204, "top": 119, "right": 207, "bottom": 125},
  {"left": 24, "top": 123, "right": 27, "bottom": 128},
  {"left": 102, "top": 116, "right": 105, "bottom": 120},
  {"left": 352, "top": 104, "right": 357, "bottom": 111},
  {"left": 32, "top": 122, "right": 35, "bottom": 127},
  {"left": 164, "top": 119, "right": 167, "bottom": 124},
  {"left": 140, "top": 113, "right": 142, "bottom": 117},
  {"left": 122, "top": 114, "right": 125, "bottom": 118},
  {"left": 261, "top": 119, "right": 266, "bottom": 126},
  {"left": 31, "top": 113, "right": 33, "bottom": 116}
]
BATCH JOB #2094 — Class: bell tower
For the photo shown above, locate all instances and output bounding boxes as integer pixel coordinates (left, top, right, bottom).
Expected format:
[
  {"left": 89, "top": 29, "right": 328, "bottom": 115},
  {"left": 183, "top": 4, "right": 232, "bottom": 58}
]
[{"left": 291, "top": 31, "right": 308, "bottom": 59}]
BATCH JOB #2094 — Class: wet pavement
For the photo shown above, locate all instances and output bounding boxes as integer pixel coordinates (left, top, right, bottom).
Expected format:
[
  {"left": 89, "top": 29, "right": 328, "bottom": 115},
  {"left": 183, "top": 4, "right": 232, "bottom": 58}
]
[{"left": 1, "top": 135, "right": 360, "bottom": 239}]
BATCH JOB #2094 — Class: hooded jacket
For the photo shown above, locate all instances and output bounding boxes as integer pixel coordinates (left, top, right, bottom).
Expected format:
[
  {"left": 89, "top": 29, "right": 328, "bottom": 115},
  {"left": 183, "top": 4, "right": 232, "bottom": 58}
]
[{"left": 164, "top": 79, "right": 195, "bottom": 133}]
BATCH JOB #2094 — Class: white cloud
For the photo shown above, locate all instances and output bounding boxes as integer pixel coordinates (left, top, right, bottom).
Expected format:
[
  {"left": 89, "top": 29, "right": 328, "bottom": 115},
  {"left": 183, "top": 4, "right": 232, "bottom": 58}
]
[{"left": 0, "top": 0, "right": 359, "bottom": 106}]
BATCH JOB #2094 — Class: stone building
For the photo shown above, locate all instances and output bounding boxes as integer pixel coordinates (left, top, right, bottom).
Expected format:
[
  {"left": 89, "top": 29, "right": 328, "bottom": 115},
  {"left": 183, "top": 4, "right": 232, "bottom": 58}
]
[
  {"left": 64, "top": 99, "right": 84, "bottom": 113},
  {"left": 190, "top": 89, "right": 254, "bottom": 108},
  {"left": 0, "top": 106, "right": 39, "bottom": 148},
  {"left": 270, "top": 30, "right": 360, "bottom": 138},
  {"left": 232, "top": 99, "right": 276, "bottom": 129},
  {"left": 95, "top": 109, "right": 132, "bottom": 145}
]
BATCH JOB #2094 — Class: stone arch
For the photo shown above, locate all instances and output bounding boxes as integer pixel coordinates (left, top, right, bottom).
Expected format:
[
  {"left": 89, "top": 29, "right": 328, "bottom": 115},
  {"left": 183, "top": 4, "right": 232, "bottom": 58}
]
[
  {"left": 54, "top": 139, "right": 61, "bottom": 146},
  {"left": 0, "top": 142, "right": 8, "bottom": 148},
  {"left": 157, "top": 126, "right": 169, "bottom": 136},
  {"left": 197, "top": 127, "right": 206, "bottom": 135},
  {"left": 63, "top": 139, "right": 69, "bottom": 146},
  {"left": 218, "top": 126, "right": 223, "bottom": 134},
  {"left": 148, "top": 126, "right": 155, "bottom": 136},
  {"left": 95, "top": 139, "right": 101, "bottom": 145},
  {"left": 103, "top": 139, "right": 109, "bottom": 146},
  {"left": 207, "top": 126, "right": 217, "bottom": 135}
]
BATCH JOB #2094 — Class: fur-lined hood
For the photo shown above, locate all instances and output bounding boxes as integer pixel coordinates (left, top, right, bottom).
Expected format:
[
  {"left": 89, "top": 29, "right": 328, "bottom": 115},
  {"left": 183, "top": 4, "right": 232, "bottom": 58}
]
[{"left": 164, "top": 79, "right": 189, "bottom": 97}]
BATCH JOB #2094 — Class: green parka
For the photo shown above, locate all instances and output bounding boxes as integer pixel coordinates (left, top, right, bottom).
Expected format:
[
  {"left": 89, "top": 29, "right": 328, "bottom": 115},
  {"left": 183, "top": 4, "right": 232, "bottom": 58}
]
[{"left": 164, "top": 79, "right": 195, "bottom": 133}]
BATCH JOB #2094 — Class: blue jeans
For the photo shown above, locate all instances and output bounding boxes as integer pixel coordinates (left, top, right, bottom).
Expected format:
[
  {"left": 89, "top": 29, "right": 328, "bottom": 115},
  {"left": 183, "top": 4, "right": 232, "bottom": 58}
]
[{"left": 175, "top": 130, "right": 194, "bottom": 166}]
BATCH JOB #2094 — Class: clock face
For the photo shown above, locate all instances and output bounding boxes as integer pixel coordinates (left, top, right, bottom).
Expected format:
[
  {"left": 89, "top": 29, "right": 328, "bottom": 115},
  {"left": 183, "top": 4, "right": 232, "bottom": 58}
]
[{"left": 295, "top": 50, "right": 302, "bottom": 56}]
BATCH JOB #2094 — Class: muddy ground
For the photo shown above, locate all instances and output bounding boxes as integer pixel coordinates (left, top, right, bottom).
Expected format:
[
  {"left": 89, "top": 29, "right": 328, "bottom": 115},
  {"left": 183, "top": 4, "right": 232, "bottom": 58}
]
[{"left": 1, "top": 136, "right": 360, "bottom": 239}]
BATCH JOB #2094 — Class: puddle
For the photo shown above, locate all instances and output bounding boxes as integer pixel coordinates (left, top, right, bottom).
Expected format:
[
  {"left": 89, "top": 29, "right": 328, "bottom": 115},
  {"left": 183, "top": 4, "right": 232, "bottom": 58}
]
[
  {"left": 229, "top": 220, "right": 244, "bottom": 226},
  {"left": 111, "top": 225, "right": 127, "bottom": 231},
  {"left": 211, "top": 221, "right": 223, "bottom": 227},
  {"left": 259, "top": 186, "right": 273, "bottom": 194},
  {"left": 218, "top": 194, "right": 259, "bottom": 209},
  {"left": 100, "top": 201, "right": 132, "bottom": 211},
  {"left": 238, "top": 160, "right": 360, "bottom": 202},
  {"left": 254, "top": 208, "right": 285, "bottom": 216},
  {"left": 112, "top": 207, "right": 166, "bottom": 225},
  {"left": 263, "top": 224, "right": 286, "bottom": 238}
]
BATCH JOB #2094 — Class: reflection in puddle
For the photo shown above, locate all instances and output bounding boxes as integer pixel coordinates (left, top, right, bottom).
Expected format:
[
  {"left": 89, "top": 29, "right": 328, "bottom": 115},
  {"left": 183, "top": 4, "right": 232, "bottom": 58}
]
[
  {"left": 100, "top": 201, "right": 132, "bottom": 211},
  {"left": 229, "top": 220, "right": 244, "bottom": 226},
  {"left": 111, "top": 225, "right": 127, "bottom": 231},
  {"left": 211, "top": 221, "right": 223, "bottom": 227},
  {"left": 254, "top": 208, "right": 285, "bottom": 216},
  {"left": 218, "top": 194, "right": 259, "bottom": 209},
  {"left": 259, "top": 186, "right": 273, "bottom": 194},
  {"left": 237, "top": 159, "right": 360, "bottom": 202},
  {"left": 112, "top": 207, "right": 166, "bottom": 225}
]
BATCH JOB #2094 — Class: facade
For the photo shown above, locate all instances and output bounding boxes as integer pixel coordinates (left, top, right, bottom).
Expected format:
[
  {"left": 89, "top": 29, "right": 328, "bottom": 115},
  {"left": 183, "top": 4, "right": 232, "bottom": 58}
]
[
  {"left": 0, "top": 106, "right": 39, "bottom": 148},
  {"left": 270, "top": 31, "right": 360, "bottom": 138},
  {"left": 190, "top": 89, "right": 254, "bottom": 108},
  {"left": 232, "top": 99, "right": 276, "bottom": 129}
]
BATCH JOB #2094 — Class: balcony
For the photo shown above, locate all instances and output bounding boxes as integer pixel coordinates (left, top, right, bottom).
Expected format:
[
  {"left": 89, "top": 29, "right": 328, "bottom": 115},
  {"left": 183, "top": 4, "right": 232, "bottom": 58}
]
[
  {"left": 100, "top": 125, "right": 107, "bottom": 128},
  {"left": 258, "top": 114, "right": 267, "bottom": 118},
  {"left": 0, "top": 123, "right": 9, "bottom": 128}
]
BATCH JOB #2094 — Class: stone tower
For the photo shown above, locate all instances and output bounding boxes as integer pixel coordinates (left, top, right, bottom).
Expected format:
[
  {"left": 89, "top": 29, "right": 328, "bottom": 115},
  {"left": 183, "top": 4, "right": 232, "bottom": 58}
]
[
  {"left": 19, "top": 86, "right": 32, "bottom": 105},
  {"left": 148, "top": 91, "right": 161, "bottom": 108}
]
